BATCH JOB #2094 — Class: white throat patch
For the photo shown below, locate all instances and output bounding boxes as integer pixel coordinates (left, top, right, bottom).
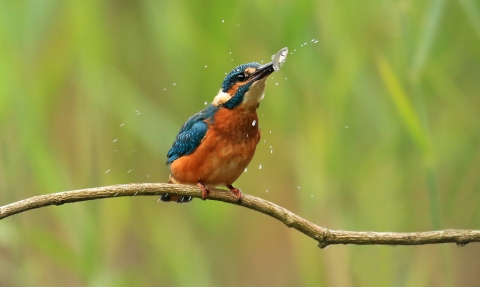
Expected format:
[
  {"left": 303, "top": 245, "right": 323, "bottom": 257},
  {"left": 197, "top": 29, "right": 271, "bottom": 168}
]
[{"left": 243, "top": 78, "right": 267, "bottom": 106}]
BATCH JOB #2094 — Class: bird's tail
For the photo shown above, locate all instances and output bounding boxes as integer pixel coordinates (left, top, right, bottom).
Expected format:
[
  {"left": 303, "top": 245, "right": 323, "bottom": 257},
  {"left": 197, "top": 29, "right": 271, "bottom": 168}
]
[
  {"left": 160, "top": 177, "right": 193, "bottom": 203},
  {"left": 160, "top": 193, "right": 193, "bottom": 203}
]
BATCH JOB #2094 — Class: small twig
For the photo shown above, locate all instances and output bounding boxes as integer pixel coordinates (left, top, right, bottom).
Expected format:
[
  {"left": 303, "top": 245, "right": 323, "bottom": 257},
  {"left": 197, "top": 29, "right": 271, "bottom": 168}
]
[{"left": 0, "top": 183, "right": 479, "bottom": 248}]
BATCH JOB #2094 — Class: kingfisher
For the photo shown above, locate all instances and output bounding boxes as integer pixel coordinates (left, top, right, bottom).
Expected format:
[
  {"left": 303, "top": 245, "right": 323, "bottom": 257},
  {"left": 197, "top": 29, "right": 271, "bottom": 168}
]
[{"left": 162, "top": 59, "right": 278, "bottom": 203}]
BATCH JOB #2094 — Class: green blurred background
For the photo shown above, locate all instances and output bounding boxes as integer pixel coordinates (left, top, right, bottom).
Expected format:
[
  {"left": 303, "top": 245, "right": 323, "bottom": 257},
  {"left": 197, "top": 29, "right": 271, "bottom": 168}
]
[{"left": 1, "top": 0, "right": 480, "bottom": 286}]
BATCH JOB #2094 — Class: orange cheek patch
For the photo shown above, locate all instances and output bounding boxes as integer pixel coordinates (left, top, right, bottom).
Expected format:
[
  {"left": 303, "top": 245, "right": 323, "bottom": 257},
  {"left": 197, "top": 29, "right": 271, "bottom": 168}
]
[{"left": 227, "top": 82, "right": 242, "bottom": 96}]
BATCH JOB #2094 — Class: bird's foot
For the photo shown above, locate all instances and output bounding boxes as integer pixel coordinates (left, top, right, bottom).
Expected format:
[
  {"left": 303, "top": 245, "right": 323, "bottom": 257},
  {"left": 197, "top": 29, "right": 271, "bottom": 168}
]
[
  {"left": 227, "top": 185, "right": 242, "bottom": 202},
  {"left": 197, "top": 181, "right": 209, "bottom": 200}
]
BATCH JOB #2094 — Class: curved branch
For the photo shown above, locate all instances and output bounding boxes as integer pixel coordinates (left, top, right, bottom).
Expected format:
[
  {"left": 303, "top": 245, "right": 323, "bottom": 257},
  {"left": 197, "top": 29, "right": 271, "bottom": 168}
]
[{"left": 0, "top": 183, "right": 479, "bottom": 248}]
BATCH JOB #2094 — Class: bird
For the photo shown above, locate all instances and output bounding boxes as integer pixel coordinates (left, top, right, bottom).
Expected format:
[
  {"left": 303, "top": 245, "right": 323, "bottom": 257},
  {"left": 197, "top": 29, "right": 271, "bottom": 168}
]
[{"left": 161, "top": 60, "right": 276, "bottom": 203}]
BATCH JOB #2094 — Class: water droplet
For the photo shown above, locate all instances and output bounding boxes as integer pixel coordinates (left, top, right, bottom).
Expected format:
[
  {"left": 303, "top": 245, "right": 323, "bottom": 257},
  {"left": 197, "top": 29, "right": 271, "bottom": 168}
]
[
  {"left": 135, "top": 110, "right": 139, "bottom": 113},
  {"left": 259, "top": 164, "right": 262, "bottom": 169},
  {"left": 173, "top": 83, "right": 176, "bottom": 85},
  {"left": 244, "top": 168, "right": 248, "bottom": 172},
  {"left": 113, "top": 139, "right": 118, "bottom": 143},
  {"left": 311, "top": 195, "right": 314, "bottom": 198},
  {"left": 270, "top": 150, "right": 273, "bottom": 154},
  {"left": 285, "top": 78, "right": 288, "bottom": 80},
  {"left": 136, "top": 112, "right": 141, "bottom": 115},
  {"left": 229, "top": 52, "right": 232, "bottom": 54},
  {"left": 120, "top": 123, "right": 124, "bottom": 127},
  {"left": 127, "top": 169, "right": 133, "bottom": 173},
  {"left": 205, "top": 65, "right": 208, "bottom": 68},
  {"left": 114, "top": 150, "right": 117, "bottom": 152},
  {"left": 263, "top": 140, "right": 266, "bottom": 143},
  {"left": 311, "top": 39, "right": 315, "bottom": 42},
  {"left": 147, "top": 175, "right": 150, "bottom": 177},
  {"left": 252, "top": 120, "right": 256, "bottom": 126},
  {"left": 314, "top": 40, "right": 319, "bottom": 44},
  {"left": 222, "top": 19, "right": 224, "bottom": 23},
  {"left": 275, "top": 83, "right": 278, "bottom": 85},
  {"left": 345, "top": 126, "right": 349, "bottom": 129},
  {"left": 269, "top": 130, "right": 272, "bottom": 133},
  {"left": 246, "top": 134, "right": 249, "bottom": 137},
  {"left": 304, "top": 42, "right": 307, "bottom": 45},
  {"left": 300, "top": 44, "right": 304, "bottom": 47},
  {"left": 266, "top": 190, "right": 269, "bottom": 192},
  {"left": 163, "top": 88, "right": 167, "bottom": 90},
  {"left": 297, "top": 186, "right": 301, "bottom": 189},
  {"left": 269, "top": 145, "right": 272, "bottom": 148},
  {"left": 114, "top": 193, "right": 119, "bottom": 197},
  {"left": 294, "top": 49, "right": 296, "bottom": 52},
  {"left": 105, "top": 169, "right": 110, "bottom": 174},
  {"left": 204, "top": 101, "right": 208, "bottom": 105}
]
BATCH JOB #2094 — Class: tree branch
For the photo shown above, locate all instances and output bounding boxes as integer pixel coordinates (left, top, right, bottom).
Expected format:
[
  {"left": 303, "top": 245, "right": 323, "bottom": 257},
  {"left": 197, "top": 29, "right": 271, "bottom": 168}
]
[{"left": 1, "top": 183, "right": 478, "bottom": 248}]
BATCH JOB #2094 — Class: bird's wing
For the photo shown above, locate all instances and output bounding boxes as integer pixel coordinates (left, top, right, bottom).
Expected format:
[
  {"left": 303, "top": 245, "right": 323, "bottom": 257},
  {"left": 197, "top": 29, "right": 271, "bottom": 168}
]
[{"left": 166, "top": 106, "right": 216, "bottom": 164}]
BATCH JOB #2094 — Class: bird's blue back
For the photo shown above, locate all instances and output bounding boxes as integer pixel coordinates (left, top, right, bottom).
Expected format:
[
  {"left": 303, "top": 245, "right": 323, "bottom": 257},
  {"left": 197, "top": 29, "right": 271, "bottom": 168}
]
[{"left": 166, "top": 104, "right": 218, "bottom": 164}]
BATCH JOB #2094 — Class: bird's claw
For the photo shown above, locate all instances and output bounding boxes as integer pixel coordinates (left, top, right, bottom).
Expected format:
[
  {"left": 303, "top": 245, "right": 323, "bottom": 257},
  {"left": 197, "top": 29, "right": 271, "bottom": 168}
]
[{"left": 197, "top": 181, "right": 209, "bottom": 200}]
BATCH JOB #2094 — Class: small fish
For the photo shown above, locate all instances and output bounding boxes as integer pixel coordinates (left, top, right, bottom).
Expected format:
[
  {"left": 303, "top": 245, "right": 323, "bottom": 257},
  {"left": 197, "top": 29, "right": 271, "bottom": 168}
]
[{"left": 272, "top": 47, "right": 288, "bottom": 71}]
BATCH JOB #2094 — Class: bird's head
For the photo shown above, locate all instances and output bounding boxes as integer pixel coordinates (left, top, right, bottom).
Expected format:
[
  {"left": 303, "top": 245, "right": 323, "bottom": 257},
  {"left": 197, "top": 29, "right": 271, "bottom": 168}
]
[{"left": 212, "top": 62, "right": 274, "bottom": 109}]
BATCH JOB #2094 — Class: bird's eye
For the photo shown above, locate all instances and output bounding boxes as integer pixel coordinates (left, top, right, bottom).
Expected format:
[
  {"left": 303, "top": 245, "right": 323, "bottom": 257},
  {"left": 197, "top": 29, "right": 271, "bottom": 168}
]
[{"left": 237, "top": 73, "right": 246, "bottom": 81}]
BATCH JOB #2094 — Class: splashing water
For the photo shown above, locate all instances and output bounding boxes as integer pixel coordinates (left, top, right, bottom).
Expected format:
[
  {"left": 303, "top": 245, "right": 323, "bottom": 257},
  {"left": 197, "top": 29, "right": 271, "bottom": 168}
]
[{"left": 259, "top": 164, "right": 262, "bottom": 169}]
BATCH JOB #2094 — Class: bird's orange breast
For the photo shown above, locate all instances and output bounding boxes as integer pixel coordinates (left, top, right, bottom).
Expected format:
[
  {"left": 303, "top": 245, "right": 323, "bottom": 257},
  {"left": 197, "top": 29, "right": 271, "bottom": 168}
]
[{"left": 170, "top": 106, "right": 260, "bottom": 187}]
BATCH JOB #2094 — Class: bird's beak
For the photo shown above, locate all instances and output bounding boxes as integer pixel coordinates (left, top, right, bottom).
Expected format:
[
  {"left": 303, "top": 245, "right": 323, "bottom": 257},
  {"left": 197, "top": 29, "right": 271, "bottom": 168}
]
[{"left": 251, "top": 62, "right": 274, "bottom": 82}]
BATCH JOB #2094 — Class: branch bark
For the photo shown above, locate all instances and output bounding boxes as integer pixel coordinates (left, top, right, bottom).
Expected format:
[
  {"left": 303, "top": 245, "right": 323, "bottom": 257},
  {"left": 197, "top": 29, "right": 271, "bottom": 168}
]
[{"left": 1, "top": 183, "right": 478, "bottom": 248}]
